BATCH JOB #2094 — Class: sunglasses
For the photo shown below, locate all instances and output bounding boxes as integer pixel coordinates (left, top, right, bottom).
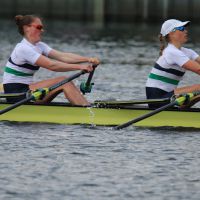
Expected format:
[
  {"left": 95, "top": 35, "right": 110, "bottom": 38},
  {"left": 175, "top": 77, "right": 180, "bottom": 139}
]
[
  {"left": 172, "top": 26, "right": 186, "bottom": 32},
  {"left": 29, "top": 24, "right": 44, "bottom": 31}
]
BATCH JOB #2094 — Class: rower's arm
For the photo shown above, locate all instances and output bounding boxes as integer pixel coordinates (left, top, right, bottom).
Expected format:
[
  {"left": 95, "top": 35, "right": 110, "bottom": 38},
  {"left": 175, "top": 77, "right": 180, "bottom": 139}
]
[
  {"left": 48, "top": 49, "right": 100, "bottom": 65},
  {"left": 182, "top": 60, "right": 200, "bottom": 75},
  {"left": 35, "top": 54, "right": 93, "bottom": 72}
]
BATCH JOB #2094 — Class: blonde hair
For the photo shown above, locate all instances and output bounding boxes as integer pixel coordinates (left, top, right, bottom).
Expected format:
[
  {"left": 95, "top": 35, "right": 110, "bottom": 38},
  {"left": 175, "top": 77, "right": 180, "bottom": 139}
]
[{"left": 15, "top": 14, "right": 40, "bottom": 35}]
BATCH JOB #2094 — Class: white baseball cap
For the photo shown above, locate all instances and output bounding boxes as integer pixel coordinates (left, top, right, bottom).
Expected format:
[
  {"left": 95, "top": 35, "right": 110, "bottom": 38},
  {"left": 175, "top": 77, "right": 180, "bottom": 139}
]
[{"left": 160, "top": 19, "right": 190, "bottom": 36}]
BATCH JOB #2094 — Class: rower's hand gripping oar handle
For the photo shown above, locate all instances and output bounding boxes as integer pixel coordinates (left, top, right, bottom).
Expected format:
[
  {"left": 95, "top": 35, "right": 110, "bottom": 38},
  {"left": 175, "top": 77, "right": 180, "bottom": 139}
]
[{"left": 80, "top": 64, "right": 97, "bottom": 94}]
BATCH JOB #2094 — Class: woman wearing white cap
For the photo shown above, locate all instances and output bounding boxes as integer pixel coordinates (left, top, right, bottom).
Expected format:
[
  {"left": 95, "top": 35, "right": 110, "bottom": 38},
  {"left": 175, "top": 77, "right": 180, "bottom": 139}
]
[{"left": 146, "top": 19, "right": 200, "bottom": 108}]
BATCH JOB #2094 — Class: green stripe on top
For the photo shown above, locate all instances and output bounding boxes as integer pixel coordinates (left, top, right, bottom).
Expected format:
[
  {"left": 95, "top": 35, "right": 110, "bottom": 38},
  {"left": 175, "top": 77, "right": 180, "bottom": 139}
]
[
  {"left": 4, "top": 67, "right": 33, "bottom": 77},
  {"left": 149, "top": 73, "right": 179, "bottom": 85}
]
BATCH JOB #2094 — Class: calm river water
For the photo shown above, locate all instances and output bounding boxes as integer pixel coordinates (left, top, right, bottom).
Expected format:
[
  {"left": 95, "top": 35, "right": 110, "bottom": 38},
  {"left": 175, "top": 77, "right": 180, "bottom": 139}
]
[{"left": 0, "top": 19, "right": 200, "bottom": 200}]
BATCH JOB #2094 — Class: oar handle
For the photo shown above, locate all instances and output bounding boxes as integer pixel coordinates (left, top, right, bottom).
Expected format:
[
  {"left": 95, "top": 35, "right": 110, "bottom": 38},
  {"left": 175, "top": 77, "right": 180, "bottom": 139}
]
[
  {"left": 85, "top": 64, "right": 97, "bottom": 86},
  {"left": 80, "top": 64, "right": 97, "bottom": 94}
]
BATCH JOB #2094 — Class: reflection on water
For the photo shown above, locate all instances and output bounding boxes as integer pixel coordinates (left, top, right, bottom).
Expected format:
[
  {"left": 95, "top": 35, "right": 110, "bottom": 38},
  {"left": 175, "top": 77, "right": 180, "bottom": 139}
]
[{"left": 1, "top": 19, "right": 200, "bottom": 200}]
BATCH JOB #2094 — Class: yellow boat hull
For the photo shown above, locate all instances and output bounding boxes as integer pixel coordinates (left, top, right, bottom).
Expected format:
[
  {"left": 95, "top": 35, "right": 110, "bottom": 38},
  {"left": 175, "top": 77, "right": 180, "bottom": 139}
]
[{"left": 0, "top": 102, "right": 200, "bottom": 128}]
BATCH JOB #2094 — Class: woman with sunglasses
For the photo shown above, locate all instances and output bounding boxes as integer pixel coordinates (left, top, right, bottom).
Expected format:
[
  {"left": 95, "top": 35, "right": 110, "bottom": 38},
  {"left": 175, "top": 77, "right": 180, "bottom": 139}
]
[
  {"left": 3, "top": 14, "right": 100, "bottom": 105},
  {"left": 146, "top": 19, "right": 200, "bottom": 108}
]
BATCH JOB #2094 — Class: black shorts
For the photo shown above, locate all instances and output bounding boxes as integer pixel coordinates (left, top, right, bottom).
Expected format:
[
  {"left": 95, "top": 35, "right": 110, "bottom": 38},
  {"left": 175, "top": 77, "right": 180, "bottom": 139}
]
[
  {"left": 146, "top": 87, "right": 174, "bottom": 108},
  {"left": 3, "top": 83, "right": 29, "bottom": 103}
]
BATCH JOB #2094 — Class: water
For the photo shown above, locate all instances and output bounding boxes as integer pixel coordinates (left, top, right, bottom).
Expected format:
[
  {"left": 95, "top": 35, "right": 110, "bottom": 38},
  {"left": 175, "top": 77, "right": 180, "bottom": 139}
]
[{"left": 1, "top": 19, "right": 200, "bottom": 200}]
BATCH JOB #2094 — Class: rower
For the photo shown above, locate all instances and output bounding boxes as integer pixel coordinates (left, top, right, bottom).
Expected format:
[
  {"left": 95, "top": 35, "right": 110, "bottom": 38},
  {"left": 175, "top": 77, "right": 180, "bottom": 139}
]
[
  {"left": 146, "top": 19, "right": 200, "bottom": 108},
  {"left": 2, "top": 14, "right": 100, "bottom": 105}
]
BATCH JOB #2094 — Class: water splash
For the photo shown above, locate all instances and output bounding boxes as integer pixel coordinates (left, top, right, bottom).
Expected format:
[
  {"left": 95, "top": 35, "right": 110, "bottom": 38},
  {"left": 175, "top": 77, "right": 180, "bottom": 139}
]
[{"left": 86, "top": 107, "right": 96, "bottom": 128}]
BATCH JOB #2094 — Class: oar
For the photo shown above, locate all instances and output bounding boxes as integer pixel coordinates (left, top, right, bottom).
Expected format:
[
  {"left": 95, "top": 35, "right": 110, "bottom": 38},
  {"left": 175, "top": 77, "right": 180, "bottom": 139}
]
[
  {"left": 0, "top": 70, "right": 86, "bottom": 115},
  {"left": 0, "top": 92, "right": 27, "bottom": 98},
  {"left": 94, "top": 97, "right": 170, "bottom": 106},
  {"left": 80, "top": 64, "right": 97, "bottom": 94},
  {"left": 114, "top": 92, "right": 200, "bottom": 130}
]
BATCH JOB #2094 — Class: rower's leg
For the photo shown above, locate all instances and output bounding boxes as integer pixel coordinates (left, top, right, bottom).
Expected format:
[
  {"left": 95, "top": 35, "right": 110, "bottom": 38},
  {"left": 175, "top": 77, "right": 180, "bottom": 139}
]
[{"left": 30, "top": 76, "right": 90, "bottom": 106}]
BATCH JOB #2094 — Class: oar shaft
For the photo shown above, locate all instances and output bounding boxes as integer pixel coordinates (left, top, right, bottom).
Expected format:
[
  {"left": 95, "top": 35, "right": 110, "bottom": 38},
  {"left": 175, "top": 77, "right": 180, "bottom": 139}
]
[
  {"left": 49, "top": 70, "right": 85, "bottom": 91},
  {"left": 0, "top": 96, "right": 33, "bottom": 115},
  {"left": 0, "top": 92, "right": 27, "bottom": 98},
  {"left": 94, "top": 98, "right": 170, "bottom": 106},
  {"left": 114, "top": 101, "right": 176, "bottom": 130}
]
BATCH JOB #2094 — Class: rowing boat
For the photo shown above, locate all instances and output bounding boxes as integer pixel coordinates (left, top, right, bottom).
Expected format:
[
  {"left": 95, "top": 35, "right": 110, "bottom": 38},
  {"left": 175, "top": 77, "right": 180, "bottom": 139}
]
[
  {"left": 0, "top": 101, "right": 200, "bottom": 128},
  {"left": 1, "top": 68, "right": 199, "bottom": 129}
]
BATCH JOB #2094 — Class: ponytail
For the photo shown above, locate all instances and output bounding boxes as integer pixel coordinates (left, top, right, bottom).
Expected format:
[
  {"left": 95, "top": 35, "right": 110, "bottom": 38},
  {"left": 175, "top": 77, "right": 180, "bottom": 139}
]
[{"left": 159, "top": 34, "right": 165, "bottom": 56}]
